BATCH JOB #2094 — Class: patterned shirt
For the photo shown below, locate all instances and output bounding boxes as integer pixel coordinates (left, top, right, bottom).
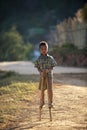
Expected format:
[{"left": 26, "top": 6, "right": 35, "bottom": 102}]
[{"left": 35, "top": 54, "right": 57, "bottom": 72}]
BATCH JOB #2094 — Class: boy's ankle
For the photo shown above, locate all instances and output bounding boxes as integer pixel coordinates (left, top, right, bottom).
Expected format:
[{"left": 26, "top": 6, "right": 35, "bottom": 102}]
[
  {"left": 48, "top": 102, "right": 53, "bottom": 108},
  {"left": 39, "top": 101, "right": 45, "bottom": 108}
]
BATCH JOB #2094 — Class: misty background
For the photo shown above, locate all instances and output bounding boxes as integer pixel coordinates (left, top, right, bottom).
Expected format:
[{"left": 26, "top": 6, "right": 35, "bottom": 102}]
[{"left": 0, "top": 0, "right": 87, "bottom": 66}]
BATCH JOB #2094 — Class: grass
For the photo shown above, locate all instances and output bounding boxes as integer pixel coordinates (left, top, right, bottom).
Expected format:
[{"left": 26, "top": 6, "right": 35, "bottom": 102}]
[{"left": 0, "top": 70, "right": 39, "bottom": 129}]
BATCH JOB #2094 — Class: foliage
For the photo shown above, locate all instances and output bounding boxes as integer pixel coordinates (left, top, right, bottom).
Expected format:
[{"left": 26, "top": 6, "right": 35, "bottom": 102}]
[
  {"left": 62, "top": 43, "right": 77, "bottom": 49},
  {"left": 0, "top": 70, "right": 39, "bottom": 87},
  {"left": 0, "top": 70, "right": 16, "bottom": 80},
  {"left": 0, "top": 26, "right": 33, "bottom": 61},
  {"left": 81, "top": 4, "right": 87, "bottom": 23},
  {"left": 80, "top": 47, "right": 87, "bottom": 54},
  {"left": 51, "top": 43, "right": 77, "bottom": 55},
  {"left": 50, "top": 43, "right": 87, "bottom": 66},
  {"left": 25, "top": 43, "right": 34, "bottom": 60},
  {"left": 52, "top": 43, "right": 87, "bottom": 56}
]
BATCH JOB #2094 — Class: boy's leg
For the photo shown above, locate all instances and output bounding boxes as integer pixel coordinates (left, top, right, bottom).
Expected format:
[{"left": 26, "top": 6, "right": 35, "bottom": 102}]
[{"left": 39, "top": 90, "right": 45, "bottom": 107}]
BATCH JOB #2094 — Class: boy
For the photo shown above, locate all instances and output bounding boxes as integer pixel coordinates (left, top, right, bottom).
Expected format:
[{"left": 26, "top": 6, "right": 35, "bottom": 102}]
[{"left": 35, "top": 41, "right": 57, "bottom": 108}]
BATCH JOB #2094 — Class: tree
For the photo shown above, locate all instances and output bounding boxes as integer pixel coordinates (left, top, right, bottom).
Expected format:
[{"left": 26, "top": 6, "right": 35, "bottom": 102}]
[
  {"left": 0, "top": 26, "right": 33, "bottom": 61},
  {"left": 81, "top": 4, "right": 87, "bottom": 23}
]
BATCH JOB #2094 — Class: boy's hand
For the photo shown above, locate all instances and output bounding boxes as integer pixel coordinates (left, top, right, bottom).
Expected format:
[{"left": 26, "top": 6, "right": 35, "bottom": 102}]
[
  {"left": 46, "top": 69, "right": 49, "bottom": 73},
  {"left": 40, "top": 70, "right": 48, "bottom": 77},
  {"left": 41, "top": 69, "right": 51, "bottom": 77}
]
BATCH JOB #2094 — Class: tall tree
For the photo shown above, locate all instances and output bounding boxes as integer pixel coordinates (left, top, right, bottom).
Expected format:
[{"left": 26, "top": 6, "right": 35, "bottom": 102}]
[{"left": 0, "top": 26, "right": 32, "bottom": 61}]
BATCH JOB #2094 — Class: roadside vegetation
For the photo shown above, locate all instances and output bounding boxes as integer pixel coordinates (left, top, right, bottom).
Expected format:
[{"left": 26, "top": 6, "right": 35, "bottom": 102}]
[
  {"left": 0, "top": 70, "right": 39, "bottom": 129},
  {"left": 50, "top": 43, "right": 87, "bottom": 67}
]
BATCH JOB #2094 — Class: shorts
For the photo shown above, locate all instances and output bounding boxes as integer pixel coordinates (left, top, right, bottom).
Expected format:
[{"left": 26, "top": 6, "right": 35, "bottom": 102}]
[{"left": 39, "top": 75, "right": 53, "bottom": 91}]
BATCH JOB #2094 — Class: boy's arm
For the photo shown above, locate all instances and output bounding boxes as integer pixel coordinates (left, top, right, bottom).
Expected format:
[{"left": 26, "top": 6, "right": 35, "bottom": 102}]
[
  {"left": 34, "top": 61, "right": 42, "bottom": 73},
  {"left": 37, "top": 66, "right": 42, "bottom": 73},
  {"left": 51, "top": 56, "right": 57, "bottom": 67}
]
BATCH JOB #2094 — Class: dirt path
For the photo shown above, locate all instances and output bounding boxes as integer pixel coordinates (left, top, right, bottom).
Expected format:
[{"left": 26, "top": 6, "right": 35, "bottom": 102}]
[
  {"left": 0, "top": 62, "right": 87, "bottom": 130},
  {"left": 18, "top": 87, "right": 87, "bottom": 130},
  {"left": 0, "top": 61, "right": 87, "bottom": 74},
  {"left": 5, "top": 74, "right": 87, "bottom": 130}
]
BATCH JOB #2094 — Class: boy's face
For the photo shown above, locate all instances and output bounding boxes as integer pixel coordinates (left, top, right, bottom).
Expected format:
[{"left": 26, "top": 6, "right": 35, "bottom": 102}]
[{"left": 40, "top": 45, "right": 48, "bottom": 55}]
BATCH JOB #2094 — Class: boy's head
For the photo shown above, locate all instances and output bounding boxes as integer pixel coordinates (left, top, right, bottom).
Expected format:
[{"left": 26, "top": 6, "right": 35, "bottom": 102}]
[{"left": 39, "top": 41, "right": 48, "bottom": 55}]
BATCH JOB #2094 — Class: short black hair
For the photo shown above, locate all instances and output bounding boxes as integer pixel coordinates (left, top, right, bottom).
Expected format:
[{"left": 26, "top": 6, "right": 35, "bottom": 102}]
[{"left": 39, "top": 41, "right": 48, "bottom": 49}]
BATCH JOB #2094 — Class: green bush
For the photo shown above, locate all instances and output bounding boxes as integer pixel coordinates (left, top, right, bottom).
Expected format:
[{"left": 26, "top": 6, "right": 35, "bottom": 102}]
[
  {"left": 50, "top": 43, "right": 77, "bottom": 56},
  {"left": 62, "top": 43, "right": 77, "bottom": 49}
]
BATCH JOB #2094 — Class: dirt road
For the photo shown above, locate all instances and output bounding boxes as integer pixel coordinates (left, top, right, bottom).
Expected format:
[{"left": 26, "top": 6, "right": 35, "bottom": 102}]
[
  {"left": 0, "top": 61, "right": 87, "bottom": 74},
  {"left": 0, "top": 62, "right": 87, "bottom": 130},
  {"left": 4, "top": 73, "right": 87, "bottom": 130}
]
